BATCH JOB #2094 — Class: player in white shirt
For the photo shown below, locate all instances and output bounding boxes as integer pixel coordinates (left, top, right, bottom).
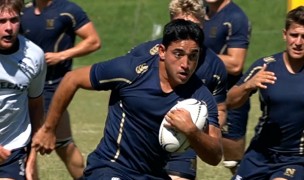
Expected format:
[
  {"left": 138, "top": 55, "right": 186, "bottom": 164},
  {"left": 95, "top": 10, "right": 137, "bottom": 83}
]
[{"left": 0, "top": 0, "right": 46, "bottom": 179}]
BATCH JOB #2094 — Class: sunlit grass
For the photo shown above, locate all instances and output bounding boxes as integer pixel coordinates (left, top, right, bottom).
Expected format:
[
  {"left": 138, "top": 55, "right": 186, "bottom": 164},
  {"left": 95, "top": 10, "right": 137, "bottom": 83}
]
[{"left": 37, "top": 0, "right": 286, "bottom": 179}]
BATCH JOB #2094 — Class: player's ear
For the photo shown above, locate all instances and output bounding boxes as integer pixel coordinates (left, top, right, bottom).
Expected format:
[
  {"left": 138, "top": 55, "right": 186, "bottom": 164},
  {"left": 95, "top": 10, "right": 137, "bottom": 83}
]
[
  {"left": 282, "top": 28, "right": 287, "bottom": 41},
  {"left": 158, "top": 44, "right": 166, "bottom": 61}
]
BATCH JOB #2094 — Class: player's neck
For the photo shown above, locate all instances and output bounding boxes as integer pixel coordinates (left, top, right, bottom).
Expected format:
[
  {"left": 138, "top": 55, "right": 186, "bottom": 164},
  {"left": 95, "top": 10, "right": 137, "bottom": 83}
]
[
  {"left": 284, "top": 51, "right": 304, "bottom": 73},
  {"left": 0, "top": 38, "right": 19, "bottom": 55},
  {"left": 206, "top": 0, "right": 230, "bottom": 19},
  {"left": 34, "top": 0, "right": 52, "bottom": 14},
  {"left": 159, "top": 61, "right": 174, "bottom": 93}
]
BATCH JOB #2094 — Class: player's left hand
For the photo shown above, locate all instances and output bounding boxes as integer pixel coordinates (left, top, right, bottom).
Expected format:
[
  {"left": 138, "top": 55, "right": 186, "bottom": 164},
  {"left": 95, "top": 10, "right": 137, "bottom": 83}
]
[
  {"left": 164, "top": 108, "right": 197, "bottom": 135},
  {"left": 45, "top": 52, "right": 66, "bottom": 65},
  {"left": 246, "top": 63, "right": 276, "bottom": 90},
  {"left": 31, "top": 124, "right": 56, "bottom": 155}
]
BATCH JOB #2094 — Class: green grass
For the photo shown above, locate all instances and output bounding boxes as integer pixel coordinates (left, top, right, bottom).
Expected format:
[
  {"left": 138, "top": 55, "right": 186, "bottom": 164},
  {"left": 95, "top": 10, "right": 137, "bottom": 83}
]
[
  {"left": 37, "top": 0, "right": 287, "bottom": 179},
  {"left": 72, "top": 0, "right": 170, "bottom": 66}
]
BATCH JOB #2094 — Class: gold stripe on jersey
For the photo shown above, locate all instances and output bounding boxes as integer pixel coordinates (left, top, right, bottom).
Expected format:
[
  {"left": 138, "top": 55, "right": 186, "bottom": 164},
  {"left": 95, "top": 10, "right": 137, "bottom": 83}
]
[
  {"left": 99, "top": 78, "right": 132, "bottom": 84},
  {"left": 60, "top": 13, "right": 76, "bottom": 27},
  {"left": 52, "top": 13, "right": 77, "bottom": 52},
  {"left": 111, "top": 101, "right": 126, "bottom": 162},
  {"left": 219, "top": 22, "right": 232, "bottom": 55},
  {"left": 54, "top": 32, "right": 65, "bottom": 53},
  {"left": 300, "top": 131, "right": 304, "bottom": 155},
  {"left": 212, "top": 74, "right": 222, "bottom": 95},
  {"left": 244, "top": 66, "right": 263, "bottom": 82}
]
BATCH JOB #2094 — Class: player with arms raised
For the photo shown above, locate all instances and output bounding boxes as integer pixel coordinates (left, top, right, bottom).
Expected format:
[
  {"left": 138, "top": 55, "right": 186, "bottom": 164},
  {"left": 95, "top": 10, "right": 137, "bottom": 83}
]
[{"left": 228, "top": 6, "right": 304, "bottom": 179}]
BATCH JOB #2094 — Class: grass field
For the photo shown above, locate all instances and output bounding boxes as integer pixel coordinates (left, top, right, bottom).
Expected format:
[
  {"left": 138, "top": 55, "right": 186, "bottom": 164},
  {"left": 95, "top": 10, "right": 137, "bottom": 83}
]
[{"left": 37, "top": 0, "right": 287, "bottom": 179}]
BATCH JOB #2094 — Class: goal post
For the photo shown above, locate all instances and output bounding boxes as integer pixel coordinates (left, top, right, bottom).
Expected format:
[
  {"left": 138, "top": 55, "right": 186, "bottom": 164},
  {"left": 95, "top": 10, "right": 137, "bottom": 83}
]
[{"left": 287, "top": 0, "right": 304, "bottom": 11}]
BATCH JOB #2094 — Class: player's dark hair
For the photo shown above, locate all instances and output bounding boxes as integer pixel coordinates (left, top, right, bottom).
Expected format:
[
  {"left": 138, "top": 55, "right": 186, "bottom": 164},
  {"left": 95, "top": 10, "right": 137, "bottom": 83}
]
[
  {"left": 162, "top": 19, "right": 204, "bottom": 49},
  {"left": 285, "top": 6, "right": 304, "bottom": 30},
  {"left": 0, "top": 0, "right": 24, "bottom": 15}
]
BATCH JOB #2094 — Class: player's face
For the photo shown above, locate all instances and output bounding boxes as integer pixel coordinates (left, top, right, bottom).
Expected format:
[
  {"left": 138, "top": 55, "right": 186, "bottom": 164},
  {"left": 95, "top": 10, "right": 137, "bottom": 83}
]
[
  {"left": 283, "top": 23, "right": 304, "bottom": 60},
  {"left": 205, "top": 0, "right": 224, "bottom": 3},
  {"left": 159, "top": 40, "right": 200, "bottom": 87},
  {"left": 0, "top": 9, "right": 20, "bottom": 50},
  {"left": 172, "top": 14, "right": 203, "bottom": 29},
  {"left": 204, "top": 0, "right": 217, "bottom": 2}
]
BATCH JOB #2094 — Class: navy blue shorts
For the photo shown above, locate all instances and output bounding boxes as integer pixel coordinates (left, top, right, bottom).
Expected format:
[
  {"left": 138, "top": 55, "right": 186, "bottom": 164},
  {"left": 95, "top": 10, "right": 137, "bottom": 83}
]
[
  {"left": 44, "top": 78, "right": 73, "bottom": 147},
  {"left": 84, "top": 151, "right": 170, "bottom": 180},
  {"left": 84, "top": 167, "right": 132, "bottom": 180},
  {"left": 0, "top": 147, "right": 28, "bottom": 179},
  {"left": 43, "top": 78, "right": 62, "bottom": 112},
  {"left": 165, "top": 149, "right": 196, "bottom": 180},
  {"left": 222, "top": 99, "right": 250, "bottom": 139},
  {"left": 233, "top": 148, "right": 304, "bottom": 180}
]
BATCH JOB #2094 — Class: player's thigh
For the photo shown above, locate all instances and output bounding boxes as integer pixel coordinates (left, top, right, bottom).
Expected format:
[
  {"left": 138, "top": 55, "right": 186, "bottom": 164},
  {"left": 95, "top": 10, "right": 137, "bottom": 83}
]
[
  {"left": 222, "top": 100, "right": 250, "bottom": 140},
  {"left": 84, "top": 167, "right": 128, "bottom": 180},
  {"left": 233, "top": 149, "right": 270, "bottom": 180},
  {"left": 165, "top": 149, "right": 197, "bottom": 180},
  {"left": 55, "top": 110, "right": 72, "bottom": 140},
  {"left": 43, "top": 79, "right": 61, "bottom": 112},
  {"left": 222, "top": 137, "right": 246, "bottom": 159},
  {"left": 169, "top": 175, "right": 193, "bottom": 180},
  {"left": 44, "top": 79, "right": 72, "bottom": 140},
  {"left": 271, "top": 162, "right": 304, "bottom": 180}
]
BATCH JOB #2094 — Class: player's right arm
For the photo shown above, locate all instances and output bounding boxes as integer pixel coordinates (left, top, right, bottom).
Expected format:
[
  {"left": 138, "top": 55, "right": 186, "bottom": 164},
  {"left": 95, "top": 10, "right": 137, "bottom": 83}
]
[
  {"left": 32, "top": 55, "right": 138, "bottom": 154},
  {"left": 217, "top": 102, "right": 227, "bottom": 129},
  {"left": 32, "top": 65, "right": 93, "bottom": 154},
  {"left": 218, "top": 11, "right": 251, "bottom": 76},
  {"left": 227, "top": 63, "right": 276, "bottom": 109}
]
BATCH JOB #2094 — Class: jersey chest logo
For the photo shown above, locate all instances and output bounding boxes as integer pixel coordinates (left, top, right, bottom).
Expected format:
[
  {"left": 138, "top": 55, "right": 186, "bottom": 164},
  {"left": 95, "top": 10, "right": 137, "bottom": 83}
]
[
  {"left": 46, "top": 19, "right": 55, "bottom": 30},
  {"left": 135, "top": 63, "right": 149, "bottom": 74}
]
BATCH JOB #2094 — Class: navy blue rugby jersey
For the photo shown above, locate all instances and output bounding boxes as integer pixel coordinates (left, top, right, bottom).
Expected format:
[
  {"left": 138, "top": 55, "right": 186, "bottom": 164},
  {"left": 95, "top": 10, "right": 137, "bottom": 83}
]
[
  {"left": 89, "top": 54, "right": 219, "bottom": 177},
  {"left": 128, "top": 38, "right": 227, "bottom": 104},
  {"left": 204, "top": 1, "right": 251, "bottom": 89},
  {"left": 20, "top": 0, "right": 90, "bottom": 81},
  {"left": 237, "top": 52, "right": 304, "bottom": 155}
]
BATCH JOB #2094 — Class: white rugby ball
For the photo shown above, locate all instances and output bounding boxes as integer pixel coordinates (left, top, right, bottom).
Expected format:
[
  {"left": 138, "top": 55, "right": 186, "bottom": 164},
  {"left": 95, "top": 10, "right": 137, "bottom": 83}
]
[{"left": 158, "top": 98, "right": 208, "bottom": 153}]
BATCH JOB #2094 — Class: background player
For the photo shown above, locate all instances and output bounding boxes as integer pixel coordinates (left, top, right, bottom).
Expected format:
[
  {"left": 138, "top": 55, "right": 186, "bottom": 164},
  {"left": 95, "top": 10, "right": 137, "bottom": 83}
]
[
  {"left": 127, "top": 0, "right": 227, "bottom": 179},
  {"left": 31, "top": 19, "right": 223, "bottom": 179},
  {"left": 20, "top": 0, "right": 101, "bottom": 179},
  {"left": 0, "top": 0, "right": 46, "bottom": 179},
  {"left": 203, "top": 0, "right": 251, "bottom": 174},
  {"left": 228, "top": 6, "right": 304, "bottom": 179}
]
